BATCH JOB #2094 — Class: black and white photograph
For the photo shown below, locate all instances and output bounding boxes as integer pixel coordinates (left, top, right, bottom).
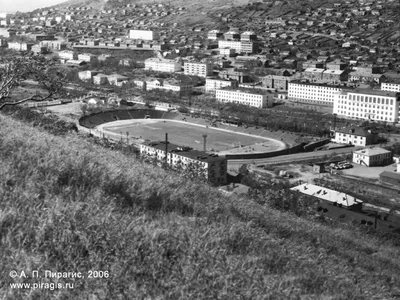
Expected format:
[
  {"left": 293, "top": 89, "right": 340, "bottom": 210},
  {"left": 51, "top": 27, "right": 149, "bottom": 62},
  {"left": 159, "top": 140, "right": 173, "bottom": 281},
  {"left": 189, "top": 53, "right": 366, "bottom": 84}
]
[{"left": 1, "top": 0, "right": 400, "bottom": 298}]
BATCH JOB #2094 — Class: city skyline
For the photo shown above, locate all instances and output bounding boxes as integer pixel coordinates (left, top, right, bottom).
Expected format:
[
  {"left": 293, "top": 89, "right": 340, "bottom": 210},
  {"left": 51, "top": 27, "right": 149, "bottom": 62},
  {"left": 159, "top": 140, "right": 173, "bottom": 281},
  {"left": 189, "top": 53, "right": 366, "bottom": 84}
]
[{"left": 1, "top": 0, "right": 66, "bottom": 13}]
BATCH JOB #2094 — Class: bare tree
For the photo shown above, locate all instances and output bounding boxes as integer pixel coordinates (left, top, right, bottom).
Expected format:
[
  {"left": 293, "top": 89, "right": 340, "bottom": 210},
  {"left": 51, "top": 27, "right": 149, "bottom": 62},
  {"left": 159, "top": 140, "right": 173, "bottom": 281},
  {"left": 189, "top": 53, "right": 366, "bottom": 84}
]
[{"left": 0, "top": 52, "right": 63, "bottom": 110}]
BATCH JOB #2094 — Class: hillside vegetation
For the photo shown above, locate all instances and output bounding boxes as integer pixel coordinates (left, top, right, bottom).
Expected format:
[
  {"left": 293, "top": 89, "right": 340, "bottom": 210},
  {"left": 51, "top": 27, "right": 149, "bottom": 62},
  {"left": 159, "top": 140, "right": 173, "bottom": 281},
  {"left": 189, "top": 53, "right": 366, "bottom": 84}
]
[{"left": 1, "top": 113, "right": 400, "bottom": 299}]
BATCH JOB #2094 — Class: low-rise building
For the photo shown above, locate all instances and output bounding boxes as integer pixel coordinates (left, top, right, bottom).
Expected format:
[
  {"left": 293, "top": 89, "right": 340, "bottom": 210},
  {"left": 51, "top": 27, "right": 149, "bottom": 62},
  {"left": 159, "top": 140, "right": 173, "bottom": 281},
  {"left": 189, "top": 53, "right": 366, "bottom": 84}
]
[
  {"left": 183, "top": 62, "right": 213, "bottom": 78},
  {"left": 216, "top": 87, "right": 273, "bottom": 108},
  {"left": 8, "top": 42, "right": 33, "bottom": 51},
  {"left": 353, "top": 147, "right": 392, "bottom": 167},
  {"left": 107, "top": 74, "right": 129, "bottom": 86},
  {"left": 78, "top": 70, "right": 99, "bottom": 81},
  {"left": 93, "top": 73, "right": 108, "bottom": 85},
  {"left": 57, "top": 50, "right": 75, "bottom": 60},
  {"left": 78, "top": 53, "right": 96, "bottom": 62},
  {"left": 140, "top": 141, "right": 227, "bottom": 185},
  {"left": 144, "top": 58, "right": 182, "bottom": 73},
  {"left": 333, "top": 89, "right": 400, "bottom": 123},
  {"left": 218, "top": 68, "right": 250, "bottom": 83},
  {"left": 261, "top": 75, "right": 292, "bottom": 90},
  {"left": 332, "top": 127, "right": 378, "bottom": 146},
  {"left": 205, "top": 78, "right": 238, "bottom": 94},
  {"left": 303, "top": 68, "right": 325, "bottom": 81},
  {"left": 379, "top": 171, "right": 400, "bottom": 186},
  {"left": 291, "top": 183, "right": 363, "bottom": 211},
  {"left": 322, "top": 69, "right": 348, "bottom": 83},
  {"left": 146, "top": 78, "right": 193, "bottom": 95}
]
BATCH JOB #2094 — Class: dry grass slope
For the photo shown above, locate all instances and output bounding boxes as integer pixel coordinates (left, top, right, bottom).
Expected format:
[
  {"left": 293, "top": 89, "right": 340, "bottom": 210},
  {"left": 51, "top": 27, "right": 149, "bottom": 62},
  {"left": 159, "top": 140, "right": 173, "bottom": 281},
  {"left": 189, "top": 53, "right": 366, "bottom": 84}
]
[{"left": 1, "top": 113, "right": 400, "bottom": 299}]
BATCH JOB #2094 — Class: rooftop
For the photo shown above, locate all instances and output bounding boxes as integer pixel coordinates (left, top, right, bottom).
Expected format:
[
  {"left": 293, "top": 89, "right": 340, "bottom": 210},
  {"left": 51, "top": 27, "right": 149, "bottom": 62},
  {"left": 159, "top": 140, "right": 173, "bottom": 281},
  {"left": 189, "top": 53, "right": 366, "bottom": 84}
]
[
  {"left": 219, "top": 87, "right": 266, "bottom": 95},
  {"left": 354, "top": 147, "right": 392, "bottom": 156},
  {"left": 304, "top": 68, "right": 325, "bottom": 73},
  {"left": 379, "top": 171, "right": 400, "bottom": 180},
  {"left": 291, "top": 183, "right": 363, "bottom": 208},
  {"left": 335, "top": 126, "right": 375, "bottom": 137},
  {"left": 344, "top": 88, "right": 399, "bottom": 97}
]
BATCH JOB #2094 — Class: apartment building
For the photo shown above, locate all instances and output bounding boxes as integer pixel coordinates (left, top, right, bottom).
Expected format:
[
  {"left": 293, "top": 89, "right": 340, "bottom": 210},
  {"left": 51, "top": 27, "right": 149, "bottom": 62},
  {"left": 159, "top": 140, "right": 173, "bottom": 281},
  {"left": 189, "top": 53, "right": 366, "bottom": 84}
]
[
  {"left": 218, "top": 40, "right": 255, "bottom": 54},
  {"left": 303, "top": 68, "right": 325, "bottom": 81},
  {"left": 240, "top": 31, "right": 257, "bottom": 41},
  {"left": 8, "top": 42, "right": 33, "bottom": 51},
  {"left": 353, "top": 147, "right": 392, "bottom": 167},
  {"left": 129, "top": 29, "right": 158, "bottom": 41},
  {"left": 381, "top": 82, "right": 400, "bottom": 93},
  {"left": 216, "top": 88, "right": 272, "bottom": 108},
  {"left": 224, "top": 31, "right": 240, "bottom": 40},
  {"left": 207, "top": 30, "right": 223, "bottom": 40},
  {"left": 333, "top": 89, "right": 400, "bottom": 123},
  {"left": 205, "top": 78, "right": 238, "bottom": 93},
  {"left": 183, "top": 62, "right": 213, "bottom": 77},
  {"left": 144, "top": 58, "right": 182, "bottom": 73},
  {"left": 140, "top": 141, "right": 227, "bottom": 185},
  {"left": 261, "top": 75, "right": 292, "bottom": 90},
  {"left": 288, "top": 81, "right": 343, "bottom": 106}
]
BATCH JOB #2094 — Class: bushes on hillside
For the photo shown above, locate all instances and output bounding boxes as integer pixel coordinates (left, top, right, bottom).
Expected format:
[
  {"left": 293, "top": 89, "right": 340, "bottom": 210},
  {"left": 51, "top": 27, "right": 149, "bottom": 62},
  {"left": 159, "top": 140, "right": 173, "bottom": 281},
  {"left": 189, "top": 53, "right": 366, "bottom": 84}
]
[{"left": 1, "top": 106, "right": 78, "bottom": 136}]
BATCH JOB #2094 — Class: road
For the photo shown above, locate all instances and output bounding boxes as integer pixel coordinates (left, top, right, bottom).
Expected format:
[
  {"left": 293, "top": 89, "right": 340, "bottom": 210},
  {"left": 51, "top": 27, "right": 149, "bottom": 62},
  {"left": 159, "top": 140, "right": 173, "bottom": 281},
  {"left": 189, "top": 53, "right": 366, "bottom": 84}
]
[{"left": 227, "top": 146, "right": 362, "bottom": 168}]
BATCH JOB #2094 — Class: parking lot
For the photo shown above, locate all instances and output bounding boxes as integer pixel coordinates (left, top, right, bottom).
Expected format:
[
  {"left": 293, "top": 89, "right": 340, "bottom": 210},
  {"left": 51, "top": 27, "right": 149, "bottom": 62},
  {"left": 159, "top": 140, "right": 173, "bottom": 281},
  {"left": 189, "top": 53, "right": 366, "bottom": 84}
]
[{"left": 341, "top": 161, "right": 398, "bottom": 179}]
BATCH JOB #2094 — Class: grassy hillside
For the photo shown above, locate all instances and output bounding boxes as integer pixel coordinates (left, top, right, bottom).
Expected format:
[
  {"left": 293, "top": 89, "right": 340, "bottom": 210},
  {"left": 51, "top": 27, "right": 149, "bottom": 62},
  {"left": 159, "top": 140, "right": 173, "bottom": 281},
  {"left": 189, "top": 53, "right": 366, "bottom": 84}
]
[{"left": 1, "top": 113, "right": 400, "bottom": 299}]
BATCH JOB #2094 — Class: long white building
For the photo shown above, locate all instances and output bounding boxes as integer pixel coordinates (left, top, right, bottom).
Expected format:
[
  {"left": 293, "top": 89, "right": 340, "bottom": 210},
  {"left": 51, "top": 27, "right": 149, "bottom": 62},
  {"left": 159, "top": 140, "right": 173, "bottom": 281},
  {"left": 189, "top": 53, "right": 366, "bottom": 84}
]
[
  {"left": 129, "top": 30, "right": 158, "bottom": 41},
  {"left": 144, "top": 58, "right": 182, "bottom": 73},
  {"left": 218, "top": 40, "right": 254, "bottom": 54},
  {"left": 140, "top": 141, "right": 227, "bottom": 185},
  {"left": 288, "top": 81, "right": 343, "bottom": 106},
  {"left": 333, "top": 89, "right": 400, "bottom": 123},
  {"left": 183, "top": 62, "right": 213, "bottom": 77},
  {"left": 381, "top": 82, "right": 400, "bottom": 93},
  {"left": 216, "top": 88, "right": 272, "bottom": 108}
]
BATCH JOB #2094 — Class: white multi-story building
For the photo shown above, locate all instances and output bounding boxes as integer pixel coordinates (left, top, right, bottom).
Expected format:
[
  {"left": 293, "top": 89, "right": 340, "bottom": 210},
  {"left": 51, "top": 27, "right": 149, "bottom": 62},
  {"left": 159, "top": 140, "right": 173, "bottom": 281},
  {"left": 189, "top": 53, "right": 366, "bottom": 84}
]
[
  {"left": 205, "top": 78, "right": 238, "bottom": 93},
  {"left": 216, "top": 88, "right": 272, "bottom": 108},
  {"left": 140, "top": 141, "right": 227, "bottom": 185},
  {"left": 333, "top": 89, "right": 400, "bottom": 123},
  {"left": 353, "top": 147, "right": 392, "bottom": 167},
  {"left": 183, "top": 62, "right": 213, "bottom": 77},
  {"left": 381, "top": 82, "right": 400, "bottom": 93},
  {"left": 144, "top": 58, "right": 182, "bottom": 73},
  {"left": 129, "top": 30, "right": 158, "bottom": 41},
  {"left": 207, "top": 30, "right": 223, "bottom": 40},
  {"left": 288, "top": 81, "right": 343, "bottom": 106},
  {"left": 218, "top": 40, "right": 254, "bottom": 54}
]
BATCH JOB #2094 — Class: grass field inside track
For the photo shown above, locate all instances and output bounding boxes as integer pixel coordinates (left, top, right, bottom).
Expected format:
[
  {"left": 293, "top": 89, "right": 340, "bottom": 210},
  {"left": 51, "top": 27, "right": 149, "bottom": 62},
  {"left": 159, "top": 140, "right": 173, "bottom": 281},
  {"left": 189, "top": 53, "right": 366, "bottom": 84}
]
[{"left": 102, "top": 119, "right": 285, "bottom": 152}]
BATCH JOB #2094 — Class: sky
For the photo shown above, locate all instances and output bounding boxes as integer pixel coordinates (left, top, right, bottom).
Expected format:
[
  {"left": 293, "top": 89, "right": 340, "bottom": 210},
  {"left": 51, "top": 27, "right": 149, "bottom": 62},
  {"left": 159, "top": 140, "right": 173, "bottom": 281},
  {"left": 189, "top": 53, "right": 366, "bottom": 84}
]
[{"left": 1, "top": 0, "right": 67, "bottom": 13}]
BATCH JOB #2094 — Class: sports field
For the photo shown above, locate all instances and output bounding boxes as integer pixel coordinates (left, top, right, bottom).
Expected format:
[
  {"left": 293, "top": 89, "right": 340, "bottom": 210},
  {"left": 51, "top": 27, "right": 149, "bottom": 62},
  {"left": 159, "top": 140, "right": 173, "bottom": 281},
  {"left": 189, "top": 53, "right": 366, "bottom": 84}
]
[{"left": 100, "top": 119, "right": 286, "bottom": 153}]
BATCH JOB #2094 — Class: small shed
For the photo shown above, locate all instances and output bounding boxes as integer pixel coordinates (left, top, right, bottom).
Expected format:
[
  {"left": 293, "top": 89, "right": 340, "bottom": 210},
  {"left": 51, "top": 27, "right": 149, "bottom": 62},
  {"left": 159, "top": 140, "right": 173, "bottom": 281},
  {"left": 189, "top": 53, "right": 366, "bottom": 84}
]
[{"left": 313, "top": 163, "right": 325, "bottom": 173}]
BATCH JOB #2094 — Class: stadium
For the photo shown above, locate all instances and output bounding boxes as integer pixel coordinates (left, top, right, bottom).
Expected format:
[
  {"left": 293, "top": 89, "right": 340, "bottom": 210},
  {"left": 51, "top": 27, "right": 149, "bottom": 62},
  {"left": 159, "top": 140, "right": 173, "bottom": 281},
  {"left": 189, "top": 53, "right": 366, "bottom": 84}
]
[{"left": 79, "top": 109, "right": 287, "bottom": 154}]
